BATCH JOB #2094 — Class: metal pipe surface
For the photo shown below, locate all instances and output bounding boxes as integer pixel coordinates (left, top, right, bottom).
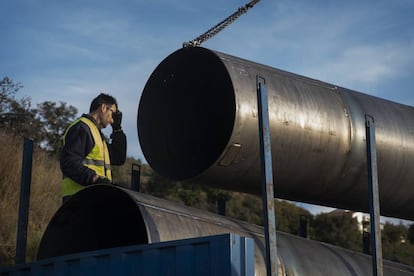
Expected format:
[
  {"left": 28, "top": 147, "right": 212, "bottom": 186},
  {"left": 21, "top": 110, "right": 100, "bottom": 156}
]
[
  {"left": 137, "top": 47, "right": 414, "bottom": 220},
  {"left": 37, "top": 186, "right": 414, "bottom": 275}
]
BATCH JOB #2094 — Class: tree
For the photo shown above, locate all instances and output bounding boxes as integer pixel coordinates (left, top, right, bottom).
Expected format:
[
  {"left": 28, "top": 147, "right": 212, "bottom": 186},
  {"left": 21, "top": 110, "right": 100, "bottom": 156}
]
[
  {"left": 224, "top": 193, "right": 264, "bottom": 225},
  {"left": 381, "top": 222, "right": 412, "bottom": 265},
  {"left": 35, "top": 101, "right": 77, "bottom": 153},
  {"left": 0, "top": 77, "right": 23, "bottom": 113},
  {"left": 0, "top": 77, "right": 32, "bottom": 133},
  {"left": 312, "top": 212, "right": 361, "bottom": 251},
  {"left": 1, "top": 77, "right": 79, "bottom": 154},
  {"left": 0, "top": 76, "right": 43, "bottom": 142},
  {"left": 275, "top": 200, "right": 312, "bottom": 235},
  {"left": 382, "top": 222, "right": 407, "bottom": 244}
]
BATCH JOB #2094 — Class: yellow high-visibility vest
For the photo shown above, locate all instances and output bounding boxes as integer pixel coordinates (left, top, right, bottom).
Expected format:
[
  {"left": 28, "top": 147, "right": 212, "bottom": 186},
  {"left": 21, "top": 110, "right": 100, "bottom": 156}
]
[{"left": 62, "top": 117, "right": 112, "bottom": 196}]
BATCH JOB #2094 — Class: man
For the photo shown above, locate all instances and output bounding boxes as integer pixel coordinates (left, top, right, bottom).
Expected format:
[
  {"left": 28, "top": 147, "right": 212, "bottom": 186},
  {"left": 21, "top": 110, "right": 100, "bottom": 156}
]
[{"left": 60, "top": 93, "right": 127, "bottom": 203}]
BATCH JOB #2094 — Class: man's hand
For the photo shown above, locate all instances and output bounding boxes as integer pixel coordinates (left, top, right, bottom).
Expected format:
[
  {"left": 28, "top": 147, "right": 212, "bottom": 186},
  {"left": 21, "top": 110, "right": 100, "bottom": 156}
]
[
  {"left": 112, "top": 110, "right": 122, "bottom": 131},
  {"left": 92, "top": 174, "right": 100, "bottom": 183},
  {"left": 94, "top": 176, "right": 112, "bottom": 185}
]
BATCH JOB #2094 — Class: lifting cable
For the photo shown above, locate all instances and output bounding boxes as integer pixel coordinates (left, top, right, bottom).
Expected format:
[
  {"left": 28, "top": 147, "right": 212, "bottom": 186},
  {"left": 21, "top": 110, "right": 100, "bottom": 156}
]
[{"left": 183, "top": 0, "right": 261, "bottom": 48}]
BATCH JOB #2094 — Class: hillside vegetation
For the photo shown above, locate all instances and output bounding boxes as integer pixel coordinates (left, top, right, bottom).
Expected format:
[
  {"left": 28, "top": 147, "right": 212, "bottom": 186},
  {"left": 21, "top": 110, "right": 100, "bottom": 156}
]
[{"left": 0, "top": 131, "right": 61, "bottom": 264}]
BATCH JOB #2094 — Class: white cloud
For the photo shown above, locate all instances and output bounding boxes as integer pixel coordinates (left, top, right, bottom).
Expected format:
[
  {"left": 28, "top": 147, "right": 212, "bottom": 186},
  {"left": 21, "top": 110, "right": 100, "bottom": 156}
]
[{"left": 309, "top": 43, "right": 414, "bottom": 88}]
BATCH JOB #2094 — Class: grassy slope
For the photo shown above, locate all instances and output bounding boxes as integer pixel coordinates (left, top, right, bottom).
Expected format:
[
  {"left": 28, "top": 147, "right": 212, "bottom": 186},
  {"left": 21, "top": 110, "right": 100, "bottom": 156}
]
[{"left": 0, "top": 132, "right": 61, "bottom": 264}]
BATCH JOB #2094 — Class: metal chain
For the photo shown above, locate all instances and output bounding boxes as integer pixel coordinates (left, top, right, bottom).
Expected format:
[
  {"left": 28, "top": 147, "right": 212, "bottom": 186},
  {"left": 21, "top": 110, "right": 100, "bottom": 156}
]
[{"left": 183, "top": 0, "right": 261, "bottom": 48}]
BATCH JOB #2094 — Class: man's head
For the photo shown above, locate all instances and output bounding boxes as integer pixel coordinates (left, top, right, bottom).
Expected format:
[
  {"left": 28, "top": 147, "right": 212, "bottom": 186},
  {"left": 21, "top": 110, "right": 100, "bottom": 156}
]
[{"left": 89, "top": 93, "right": 118, "bottom": 129}]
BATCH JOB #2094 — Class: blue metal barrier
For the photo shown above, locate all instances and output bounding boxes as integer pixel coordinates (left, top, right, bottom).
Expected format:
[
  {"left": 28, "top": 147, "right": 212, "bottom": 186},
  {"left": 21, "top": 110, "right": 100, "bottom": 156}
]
[{"left": 1, "top": 234, "right": 254, "bottom": 276}]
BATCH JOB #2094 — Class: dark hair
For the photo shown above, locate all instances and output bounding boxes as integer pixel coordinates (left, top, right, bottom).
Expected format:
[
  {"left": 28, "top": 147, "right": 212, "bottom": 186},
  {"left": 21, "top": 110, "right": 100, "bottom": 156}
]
[{"left": 89, "top": 93, "right": 118, "bottom": 112}]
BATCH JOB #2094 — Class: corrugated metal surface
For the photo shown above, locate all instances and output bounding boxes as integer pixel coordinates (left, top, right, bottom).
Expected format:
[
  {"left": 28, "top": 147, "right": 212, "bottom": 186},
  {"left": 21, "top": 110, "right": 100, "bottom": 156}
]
[{"left": 0, "top": 233, "right": 254, "bottom": 276}]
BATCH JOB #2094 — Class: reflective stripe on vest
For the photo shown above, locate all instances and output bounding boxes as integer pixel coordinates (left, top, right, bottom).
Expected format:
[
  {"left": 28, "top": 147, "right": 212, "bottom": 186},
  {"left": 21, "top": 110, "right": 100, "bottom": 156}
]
[
  {"left": 82, "top": 158, "right": 112, "bottom": 169},
  {"left": 62, "top": 117, "right": 112, "bottom": 196}
]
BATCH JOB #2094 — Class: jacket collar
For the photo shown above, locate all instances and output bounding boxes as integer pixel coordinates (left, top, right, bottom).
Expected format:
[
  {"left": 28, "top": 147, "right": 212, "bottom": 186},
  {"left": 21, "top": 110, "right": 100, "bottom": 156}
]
[{"left": 82, "top": 114, "right": 99, "bottom": 128}]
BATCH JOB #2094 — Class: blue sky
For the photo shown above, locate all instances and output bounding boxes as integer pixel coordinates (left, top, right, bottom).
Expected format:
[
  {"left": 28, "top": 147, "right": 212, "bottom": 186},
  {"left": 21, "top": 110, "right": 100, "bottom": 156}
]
[{"left": 2, "top": 0, "right": 414, "bottom": 218}]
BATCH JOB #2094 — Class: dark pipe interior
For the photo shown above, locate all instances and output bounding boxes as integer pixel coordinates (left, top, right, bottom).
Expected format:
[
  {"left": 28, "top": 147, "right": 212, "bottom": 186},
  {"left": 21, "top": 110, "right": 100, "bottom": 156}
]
[
  {"left": 137, "top": 47, "right": 236, "bottom": 180},
  {"left": 37, "top": 185, "right": 148, "bottom": 259}
]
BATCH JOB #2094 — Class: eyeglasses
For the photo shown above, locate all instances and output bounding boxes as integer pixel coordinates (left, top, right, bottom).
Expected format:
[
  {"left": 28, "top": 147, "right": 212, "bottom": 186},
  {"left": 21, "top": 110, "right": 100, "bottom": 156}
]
[{"left": 106, "top": 105, "right": 116, "bottom": 117}]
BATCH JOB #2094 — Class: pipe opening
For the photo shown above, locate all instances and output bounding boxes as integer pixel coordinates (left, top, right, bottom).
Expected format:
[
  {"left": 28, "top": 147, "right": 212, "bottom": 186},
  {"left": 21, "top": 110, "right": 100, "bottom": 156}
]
[
  {"left": 37, "top": 185, "right": 148, "bottom": 260},
  {"left": 138, "top": 47, "right": 236, "bottom": 180}
]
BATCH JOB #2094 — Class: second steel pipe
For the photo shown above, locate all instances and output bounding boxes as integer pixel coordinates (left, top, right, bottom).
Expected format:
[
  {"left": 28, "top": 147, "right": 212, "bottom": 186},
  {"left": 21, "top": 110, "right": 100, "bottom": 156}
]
[
  {"left": 37, "top": 185, "right": 414, "bottom": 275},
  {"left": 137, "top": 47, "right": 414, "bottom": 220}
]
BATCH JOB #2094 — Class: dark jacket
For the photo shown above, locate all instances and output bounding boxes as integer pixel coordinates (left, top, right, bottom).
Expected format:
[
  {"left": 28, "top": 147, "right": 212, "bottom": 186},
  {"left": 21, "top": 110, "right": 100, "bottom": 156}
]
[{"left": 60, "top": 114, "right": 127, "bottom": 186}]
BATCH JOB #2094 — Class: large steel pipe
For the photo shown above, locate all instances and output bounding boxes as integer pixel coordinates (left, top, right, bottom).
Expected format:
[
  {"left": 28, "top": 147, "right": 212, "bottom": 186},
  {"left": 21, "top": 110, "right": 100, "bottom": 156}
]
[
  {"left": 137, "top": 47, "right": 414, "bottom": 220},
  {"left": 37, "top": 185, "right": 414, "bottom": 275}
]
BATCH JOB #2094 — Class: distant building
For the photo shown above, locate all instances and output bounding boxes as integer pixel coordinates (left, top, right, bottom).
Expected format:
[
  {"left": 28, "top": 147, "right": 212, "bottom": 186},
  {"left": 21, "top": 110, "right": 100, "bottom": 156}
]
[{"left": 326, "top": 209, "right": 384, "bottom": 233}]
